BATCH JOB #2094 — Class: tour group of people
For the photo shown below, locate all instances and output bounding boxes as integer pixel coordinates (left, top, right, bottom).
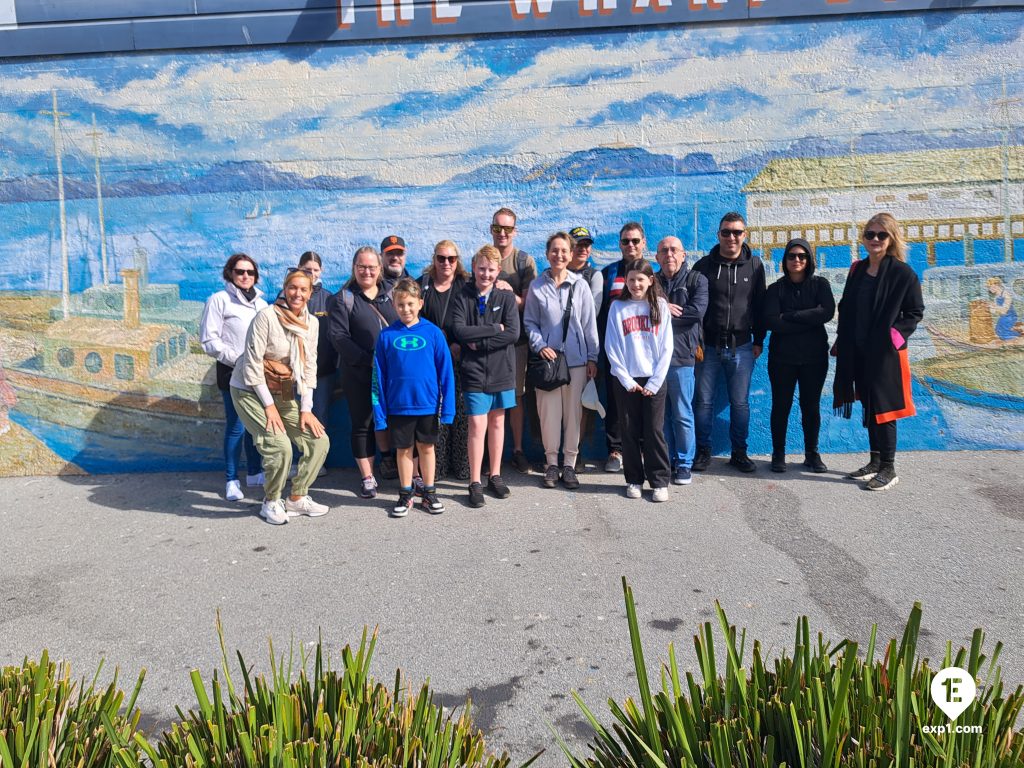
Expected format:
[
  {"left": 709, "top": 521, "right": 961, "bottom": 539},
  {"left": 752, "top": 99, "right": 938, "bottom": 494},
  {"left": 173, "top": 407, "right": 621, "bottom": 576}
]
[{"left": 199, "top": 208, "right": 925, "bottom": 524}]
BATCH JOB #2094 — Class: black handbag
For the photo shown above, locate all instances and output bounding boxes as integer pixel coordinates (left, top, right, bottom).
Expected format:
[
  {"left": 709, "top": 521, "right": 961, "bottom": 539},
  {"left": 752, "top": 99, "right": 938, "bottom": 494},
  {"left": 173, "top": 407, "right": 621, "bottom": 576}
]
[{"left": 526, "top": 282, "right": 575, "bottom": 392}]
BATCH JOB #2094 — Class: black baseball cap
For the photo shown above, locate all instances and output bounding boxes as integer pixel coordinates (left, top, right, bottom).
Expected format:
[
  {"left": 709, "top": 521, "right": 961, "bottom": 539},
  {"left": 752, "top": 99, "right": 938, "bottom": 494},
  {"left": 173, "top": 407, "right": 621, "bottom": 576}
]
[
  {"left": 569, "top": 226, "right": 593, "bottom": 245},
  {"left": 381, "top": 235, "right": 406, "bottom": 254}
]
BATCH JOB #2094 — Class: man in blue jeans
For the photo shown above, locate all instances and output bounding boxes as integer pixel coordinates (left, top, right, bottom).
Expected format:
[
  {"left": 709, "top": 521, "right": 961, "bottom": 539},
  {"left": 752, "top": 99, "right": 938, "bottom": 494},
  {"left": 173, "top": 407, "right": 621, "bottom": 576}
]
[
  {"left": 656, "top": 236, "right": 708, "bottom": 485},
  {"left": 690, "top": 213, "right": 766, "bottom": 473}
]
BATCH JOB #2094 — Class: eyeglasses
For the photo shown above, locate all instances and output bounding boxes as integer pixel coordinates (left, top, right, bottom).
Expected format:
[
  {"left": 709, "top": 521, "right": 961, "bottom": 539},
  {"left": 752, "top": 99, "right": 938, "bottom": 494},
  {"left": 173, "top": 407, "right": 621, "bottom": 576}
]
[
  {"left": 719, "top": 229, "right": 746, "bottom": 238},
  {"left": 232, "top": 268, "right": 256, "bottom": 276},
  {"left": 620, "top": 238, "right": 642, "bottom": 246},
  {"left": 863, "top": 230, "right": 890, "bottom": 241},
  {"left": 355, "top": 265, "right": 379, "bottom": 272},
  {"left": 786, "top": 252, "right": 808, "bottom": 261},
  {"left": 434, "top": 255, "right": 459, "bottom": 263},
  {"left": 490, "top": 224, "right": 515, "bottom": 235}
]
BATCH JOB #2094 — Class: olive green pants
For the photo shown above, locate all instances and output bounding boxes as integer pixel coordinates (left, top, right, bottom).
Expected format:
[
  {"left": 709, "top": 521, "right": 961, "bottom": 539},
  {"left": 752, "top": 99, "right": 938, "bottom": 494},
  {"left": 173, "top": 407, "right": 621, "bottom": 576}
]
[{"left": 230, "top": 387, "right": 329, "bottom": 501}]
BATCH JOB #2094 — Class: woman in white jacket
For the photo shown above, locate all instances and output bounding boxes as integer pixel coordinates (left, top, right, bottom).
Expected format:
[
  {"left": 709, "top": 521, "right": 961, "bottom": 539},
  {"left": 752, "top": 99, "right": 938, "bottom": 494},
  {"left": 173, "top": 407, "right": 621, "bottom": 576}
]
[
  {"left": 524, "top": 232, "right": 599, "bottom": 490},
  {"left": 200, "top": 254, "right": 267, "bottom": 501},
  {"left": 605, "top": 259, "right": 673, "bottom": 501}
]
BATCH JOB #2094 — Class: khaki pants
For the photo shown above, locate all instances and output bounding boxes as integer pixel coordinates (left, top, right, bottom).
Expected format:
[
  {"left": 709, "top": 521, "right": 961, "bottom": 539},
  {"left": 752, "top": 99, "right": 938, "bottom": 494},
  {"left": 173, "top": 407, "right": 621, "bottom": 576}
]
[
  {"left": 534, "top": 365, "right": 587, "bottom": 468},
  {"left": 230, "top": 387, "right": 329, "bottom": 500}
]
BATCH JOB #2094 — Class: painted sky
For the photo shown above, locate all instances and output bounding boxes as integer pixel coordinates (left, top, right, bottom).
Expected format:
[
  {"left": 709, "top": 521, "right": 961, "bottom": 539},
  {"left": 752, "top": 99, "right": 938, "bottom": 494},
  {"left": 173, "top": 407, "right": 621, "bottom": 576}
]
[{"left": 0, "top": 9, "right": 1022, "bottom": 186}]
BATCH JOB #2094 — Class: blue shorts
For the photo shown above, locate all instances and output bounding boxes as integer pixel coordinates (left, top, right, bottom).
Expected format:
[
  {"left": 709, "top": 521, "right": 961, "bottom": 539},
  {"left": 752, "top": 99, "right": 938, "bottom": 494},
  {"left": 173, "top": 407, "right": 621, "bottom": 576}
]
[{"left": 464, "top": 389, "right": 516, "bottom": 416}]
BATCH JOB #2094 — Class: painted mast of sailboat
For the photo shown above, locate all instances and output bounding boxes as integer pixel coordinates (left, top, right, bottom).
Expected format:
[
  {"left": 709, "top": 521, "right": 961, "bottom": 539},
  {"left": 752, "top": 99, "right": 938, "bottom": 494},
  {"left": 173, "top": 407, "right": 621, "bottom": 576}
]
[
  {"left": 848, "top": 136, "right": 858, "bottom": 266},
  {"left": 42, "top": 89, "right": 70, "bottom": 320},
  {"left": 995, "top": 77, "right": 1019, "bottom": 262},
  {"left": 88, "top": 114, "right": 109, "bottom": 284}
]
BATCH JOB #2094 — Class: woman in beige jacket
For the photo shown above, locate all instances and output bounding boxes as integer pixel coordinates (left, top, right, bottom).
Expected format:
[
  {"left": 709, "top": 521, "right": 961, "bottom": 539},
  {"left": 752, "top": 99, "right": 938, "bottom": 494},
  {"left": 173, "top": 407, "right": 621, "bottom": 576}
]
[{"left": 230, "top": 269, "right": 330, "bottom": 524}]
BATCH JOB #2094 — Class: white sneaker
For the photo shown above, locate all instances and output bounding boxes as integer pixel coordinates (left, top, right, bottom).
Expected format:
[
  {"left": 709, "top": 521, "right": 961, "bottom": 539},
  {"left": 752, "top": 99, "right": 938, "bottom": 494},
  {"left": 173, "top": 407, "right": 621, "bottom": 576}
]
[
  {"left": 284, "top": 495, "right": 329, "bottom": 518},
  {"left": 259, "top": 499, "right": 288, "bottom": 525},
  {"left": 246, "top": 472, "right": 265, "bottom": 487},
  {"left": 652, "top": 486, "right": 669, "bottom": 503},
  {"left": 625, "top": 483, "right": 642, "bottom": 499},
  {"left": 225, "top": 479, "right": 244, "bottom": 501}
]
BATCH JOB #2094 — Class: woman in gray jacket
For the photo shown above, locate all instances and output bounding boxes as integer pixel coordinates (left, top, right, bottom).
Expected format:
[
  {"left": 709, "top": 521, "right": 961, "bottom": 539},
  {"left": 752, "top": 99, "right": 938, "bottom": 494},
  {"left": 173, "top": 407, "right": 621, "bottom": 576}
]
[{"left": 524, "top": 232, "right": 599, "bottom": 490}]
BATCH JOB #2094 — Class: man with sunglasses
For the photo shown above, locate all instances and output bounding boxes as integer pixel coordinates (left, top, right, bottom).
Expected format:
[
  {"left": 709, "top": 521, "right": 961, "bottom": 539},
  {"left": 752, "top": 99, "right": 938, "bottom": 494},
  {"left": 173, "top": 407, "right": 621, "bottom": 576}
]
[
  {"left": 490, "top": 207, "right": 538, "bottom": 474},
  {"left": 690, "top": 212, "right": 766, "bottom": 474},
  {"left": 597, "top": 221, "right": 647, "bottom": 473}
]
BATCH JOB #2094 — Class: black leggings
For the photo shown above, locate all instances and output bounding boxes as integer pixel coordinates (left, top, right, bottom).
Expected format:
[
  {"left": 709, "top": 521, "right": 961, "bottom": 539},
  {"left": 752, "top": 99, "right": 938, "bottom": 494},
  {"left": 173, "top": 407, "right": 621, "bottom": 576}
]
[
  {"left": 342, "top": 366, "right": 377, "bottom": 460},
  {"left": 767, "top": 356, "right": 828, "bottom": 455},
  {"left": 854, "top": 348, "right": 898, "bottom": 463}
]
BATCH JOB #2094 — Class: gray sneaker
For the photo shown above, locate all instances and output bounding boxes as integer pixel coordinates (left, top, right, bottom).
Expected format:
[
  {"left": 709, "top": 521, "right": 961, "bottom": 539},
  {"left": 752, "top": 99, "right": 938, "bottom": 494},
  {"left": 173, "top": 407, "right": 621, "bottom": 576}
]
[
  {"left": 604, "top": 452, "right": 623, "bottom": 473},
  {"left": 561, "top": 465, "right": 580, "bottom": 490},
  {"left": 542, "top": 465, "right": 560, "bottom": 488}
]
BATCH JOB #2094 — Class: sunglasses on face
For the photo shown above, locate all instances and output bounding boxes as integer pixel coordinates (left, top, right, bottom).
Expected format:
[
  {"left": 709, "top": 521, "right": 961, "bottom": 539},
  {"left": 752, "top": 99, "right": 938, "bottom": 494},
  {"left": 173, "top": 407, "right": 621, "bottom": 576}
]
[
  {"left": 490, "top": 224, "right": 515, "bottom": 235},
  {"left": 233, "top": 268, "right": 256, "bottom": 276},
  {"left": 863, "top": 230, "right": 890, "bottom": 241},
  {"left": 620, "top": 238, "right": 642, "bottom": 246},
  {"left": 434, "top": 255, "right": 459, "bottom": 263},
  {"left": 786, "top": 252, "right": 808, "bottom": 261},
  {"left": 720, "top": 229, "right": 746, "bottom": 238}
]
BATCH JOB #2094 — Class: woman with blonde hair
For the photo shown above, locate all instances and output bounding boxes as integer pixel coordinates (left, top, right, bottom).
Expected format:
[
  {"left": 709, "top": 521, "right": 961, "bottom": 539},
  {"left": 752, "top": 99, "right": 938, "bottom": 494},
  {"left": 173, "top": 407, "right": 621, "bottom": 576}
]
[{"left": 832, "top": 213, "right": 924, "bottom": 491}]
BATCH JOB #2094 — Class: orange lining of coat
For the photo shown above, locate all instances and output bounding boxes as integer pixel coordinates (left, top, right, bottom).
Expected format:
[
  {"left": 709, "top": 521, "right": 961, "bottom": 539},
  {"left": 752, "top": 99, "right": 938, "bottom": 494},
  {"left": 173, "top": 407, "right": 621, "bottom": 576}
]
[{"left": 875, "top": 346, "right": 915, "bottom": 423}]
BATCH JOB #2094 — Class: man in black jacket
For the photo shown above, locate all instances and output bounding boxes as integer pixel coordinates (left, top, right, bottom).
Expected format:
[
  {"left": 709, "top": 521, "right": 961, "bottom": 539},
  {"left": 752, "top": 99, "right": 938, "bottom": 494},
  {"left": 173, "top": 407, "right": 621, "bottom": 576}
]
[
  {"left": 656, "top": 236, "right": 708, "bottom": 485},
  {"left": 690, "top": 212, "right": 766, "bottom": 473}
]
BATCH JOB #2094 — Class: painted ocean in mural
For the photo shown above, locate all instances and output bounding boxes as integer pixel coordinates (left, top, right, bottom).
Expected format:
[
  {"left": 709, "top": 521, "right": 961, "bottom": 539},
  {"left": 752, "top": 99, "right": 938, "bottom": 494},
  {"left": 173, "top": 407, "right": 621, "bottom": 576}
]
[{"left": 0, "top": 9, "right": 1021, "bottom": 474}]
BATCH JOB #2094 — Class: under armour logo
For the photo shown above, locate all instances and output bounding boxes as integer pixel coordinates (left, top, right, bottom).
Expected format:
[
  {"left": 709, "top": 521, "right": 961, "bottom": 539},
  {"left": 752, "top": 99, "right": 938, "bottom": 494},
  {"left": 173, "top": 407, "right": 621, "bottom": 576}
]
[{"left": 394, "top": 335, "right": 426, "bottom": 351}]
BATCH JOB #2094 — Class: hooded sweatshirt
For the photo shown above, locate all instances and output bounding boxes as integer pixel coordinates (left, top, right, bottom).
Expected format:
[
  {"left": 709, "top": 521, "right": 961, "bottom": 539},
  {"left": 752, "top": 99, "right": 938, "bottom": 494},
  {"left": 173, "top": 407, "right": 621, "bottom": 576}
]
[
  {"left": 523, "top": 269, "right": 599, "bottom": 368},
  {"left": 691, "top": 243, "right": 767, "bottom": 348},
  {"left": 762, "top": 239, "right": 835, "bottom": 365},
  {"left": 605, "top": 297, "right": 673, "bottom": 394},
  {"left": 372, "top": 318, "right": 456, "bottom": 431}
]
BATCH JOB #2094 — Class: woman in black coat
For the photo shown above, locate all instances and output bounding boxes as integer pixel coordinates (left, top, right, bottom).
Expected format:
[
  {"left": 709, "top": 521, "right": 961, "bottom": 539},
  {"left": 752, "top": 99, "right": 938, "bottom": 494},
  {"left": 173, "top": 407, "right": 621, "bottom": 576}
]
[
  {"left": 297, "top": 251, "right": 337, "bottom": 429},
  {"left": 832, "top": 213, "right": 924, "bottom": 491},
  {"left": 763, "top": 238, "right": 835, "bottom": 473}
]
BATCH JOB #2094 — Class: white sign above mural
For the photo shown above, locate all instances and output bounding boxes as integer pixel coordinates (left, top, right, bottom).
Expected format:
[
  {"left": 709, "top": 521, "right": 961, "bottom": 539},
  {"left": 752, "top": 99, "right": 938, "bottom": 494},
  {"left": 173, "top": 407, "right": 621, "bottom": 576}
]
[{"left": 0, "top": 0, "right": 16, "bottom": 29}]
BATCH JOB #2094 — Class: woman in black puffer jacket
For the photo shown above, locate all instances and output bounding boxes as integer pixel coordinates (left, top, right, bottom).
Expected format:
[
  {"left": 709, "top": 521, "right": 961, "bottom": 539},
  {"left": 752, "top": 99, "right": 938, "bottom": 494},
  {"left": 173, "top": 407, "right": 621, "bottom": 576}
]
[{"left": 762, "top": 238, "right": 835, "bottom": 473}]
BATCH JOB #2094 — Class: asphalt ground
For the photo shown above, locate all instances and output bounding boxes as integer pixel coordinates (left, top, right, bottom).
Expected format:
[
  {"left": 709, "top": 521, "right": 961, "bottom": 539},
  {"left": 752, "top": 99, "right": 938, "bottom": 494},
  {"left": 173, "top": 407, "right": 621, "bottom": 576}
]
[{"left": 2, "top": 450, "right": 1022, "bottom": 764}]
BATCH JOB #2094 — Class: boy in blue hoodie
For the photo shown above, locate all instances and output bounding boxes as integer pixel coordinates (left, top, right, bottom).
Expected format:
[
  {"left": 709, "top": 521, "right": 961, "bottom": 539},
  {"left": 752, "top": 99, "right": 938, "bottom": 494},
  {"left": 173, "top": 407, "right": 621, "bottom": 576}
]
[{"left": 373, "top": 278, "right": 456, "bottom": 517}]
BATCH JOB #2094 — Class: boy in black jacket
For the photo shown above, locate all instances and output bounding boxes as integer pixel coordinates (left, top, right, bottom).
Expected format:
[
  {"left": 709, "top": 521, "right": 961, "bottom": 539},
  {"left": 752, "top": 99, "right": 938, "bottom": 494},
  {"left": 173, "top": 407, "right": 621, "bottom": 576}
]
[
  {"left": 451, "top": 245, "right": 521, "bottom": 508},
  {"left": 690, "top": 212, "right": 766, "bottom": 473}
]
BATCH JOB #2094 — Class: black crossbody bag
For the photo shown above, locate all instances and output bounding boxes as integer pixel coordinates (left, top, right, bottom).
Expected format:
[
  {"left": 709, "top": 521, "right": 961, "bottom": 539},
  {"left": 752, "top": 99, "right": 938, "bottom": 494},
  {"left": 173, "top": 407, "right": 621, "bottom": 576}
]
[{"left": 526, "top": 282, "right": 575, "bottom": 391}]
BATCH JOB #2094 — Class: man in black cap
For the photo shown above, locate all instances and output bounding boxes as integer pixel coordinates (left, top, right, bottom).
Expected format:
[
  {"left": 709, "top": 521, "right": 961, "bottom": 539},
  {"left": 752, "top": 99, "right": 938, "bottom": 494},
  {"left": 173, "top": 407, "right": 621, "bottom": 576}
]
[
  {"left": 568, "top": 226, "right": 603, "bottom": 316},
  {"left": 380, "top": 235, "right": 412, "bottom": 290}
]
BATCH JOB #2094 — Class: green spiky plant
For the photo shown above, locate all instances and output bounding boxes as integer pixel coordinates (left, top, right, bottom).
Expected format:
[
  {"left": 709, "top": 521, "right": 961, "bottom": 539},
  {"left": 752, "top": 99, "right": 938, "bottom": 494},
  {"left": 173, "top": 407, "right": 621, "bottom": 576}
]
[
  {"left": 0, "top": 651, "right": 146, "bottom": 768},
  {"left": 560, "top": 578, "right": 1024, "bottom": 768},
  {"left": 139, "top": 618, "right": 533, "bottom": 768}
]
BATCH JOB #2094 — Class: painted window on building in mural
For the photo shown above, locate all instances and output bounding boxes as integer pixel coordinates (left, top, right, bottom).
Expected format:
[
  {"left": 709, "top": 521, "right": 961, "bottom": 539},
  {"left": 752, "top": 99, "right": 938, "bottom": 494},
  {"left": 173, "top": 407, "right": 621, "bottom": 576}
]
[
  {"left": 114, "top": 354, "right": 135, "bottom": 381},
  {"left": 84, "top": 352, "right": 102, "bottom": 374},
  {"left": 57, "top": 348, "right": 74, "bottom": 368}
]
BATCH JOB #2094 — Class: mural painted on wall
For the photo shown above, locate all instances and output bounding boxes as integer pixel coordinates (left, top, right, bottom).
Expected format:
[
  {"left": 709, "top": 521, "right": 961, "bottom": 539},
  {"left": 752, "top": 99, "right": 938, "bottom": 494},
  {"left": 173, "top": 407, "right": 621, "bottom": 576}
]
[{"left": 0, "top": 9, "right": 1022, "bottom": 475}]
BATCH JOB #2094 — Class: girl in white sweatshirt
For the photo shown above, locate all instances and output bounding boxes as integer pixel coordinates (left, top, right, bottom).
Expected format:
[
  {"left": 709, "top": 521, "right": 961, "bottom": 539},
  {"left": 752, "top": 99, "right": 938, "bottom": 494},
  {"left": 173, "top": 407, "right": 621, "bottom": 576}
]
[{"left": 605, "top": 260, "right": 673, "bottom": 501}]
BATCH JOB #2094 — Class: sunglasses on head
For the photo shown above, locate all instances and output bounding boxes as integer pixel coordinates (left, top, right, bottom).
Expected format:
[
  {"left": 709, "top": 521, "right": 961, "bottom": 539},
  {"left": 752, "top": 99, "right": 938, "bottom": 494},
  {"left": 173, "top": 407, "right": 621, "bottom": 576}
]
[
  {"left": 490, "top": 224, "right": 515, "bottom": 235},
  {"left": 233, "top": 268, "right": 256, "bottom": 276},
  {"left": 786, "top": 252, "right": 809, "bottom": 261},
  {"left": 720, "top": 228, "right": 746, "bottom": 238},
  {"left": 863, "top": 230, "right": 890, "bottom": 241},
  {"left": 434, "top": 254, "right": 459, "bottom": 263},
  {"left": 620, "top": 238, "right": 642, "bottom": 246}
]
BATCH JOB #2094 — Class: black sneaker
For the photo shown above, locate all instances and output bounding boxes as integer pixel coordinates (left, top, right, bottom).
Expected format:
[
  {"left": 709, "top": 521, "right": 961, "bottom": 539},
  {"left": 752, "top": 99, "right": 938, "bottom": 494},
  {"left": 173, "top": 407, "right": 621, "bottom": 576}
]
[
  {"left": 729, "top": 451, "right": 756, "bottom": 473},
  {"left": 692, "top": 446, "right": 712, "bottom": 472},
  {"left": 511, "top": 450, "right": 531, "bottom": 474},
  {"left": 561, "top": 465, "right": 580, "bottom": 490},
  {"left": 542, "top": 465, "right": 560, "bottom": 488},
  {"left": 421, "top": 490, "right": 445, "bottom": 514},
  {"left": 487, "top": 475, "right": 511, "bottom": 499},
  {"left": 847, "top": 458, "right": 880, "bottom": 481},
  {"left": 380, "top": 455, "right": 399, "bottom": 481},
  {"left": 391, "top": 490, "right": 413, "bottom": 518},
  {"left": 866, "top": 465, "right": 899, "bottom": 491},
  {"left": 468, "top": 482, "right": 485, "bottom": 508},
  {"left": 770, "top": 453, "right": 786, "bottom": 473},
  {"left": 803, "top": 452, "right": 827, "bottom": 473}
]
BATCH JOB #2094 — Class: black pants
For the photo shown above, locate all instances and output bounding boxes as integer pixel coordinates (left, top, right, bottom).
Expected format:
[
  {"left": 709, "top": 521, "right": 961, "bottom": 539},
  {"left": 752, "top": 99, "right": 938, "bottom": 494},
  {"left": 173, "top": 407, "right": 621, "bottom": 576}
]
[
  {"left": 601, "top": 354, "right": 622, "bottom": 454},
  {"left": 767, "top": 356, "right": 828, "bottom": 455},
  {"left": 853, "top": 348, "right": 898, "bottom": 464},
  {"left": 342, "top": 366, "right": 377, "bottom": 460},
  {"left": 613, "top": 377, "right": 669, "bottom": 488}
]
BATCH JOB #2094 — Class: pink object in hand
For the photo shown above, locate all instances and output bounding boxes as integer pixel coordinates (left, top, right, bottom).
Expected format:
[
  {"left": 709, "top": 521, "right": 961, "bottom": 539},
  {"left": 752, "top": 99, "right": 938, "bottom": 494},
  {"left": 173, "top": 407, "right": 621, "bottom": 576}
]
[{"left": 890, "top": 328, "right": 905, "bottom": 349}]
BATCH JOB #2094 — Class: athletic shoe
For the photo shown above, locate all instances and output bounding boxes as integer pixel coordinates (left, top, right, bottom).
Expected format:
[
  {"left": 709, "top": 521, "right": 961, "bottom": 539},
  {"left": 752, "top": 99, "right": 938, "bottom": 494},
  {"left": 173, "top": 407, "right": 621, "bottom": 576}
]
[
  {"left": 225, "top": 479, "right": 244, "bottom": 501},
  {"left": 625, "top": 483, "right": 642, "bottom": 499},
  {"left": 847, "top": 459, "right": 880, "bottom": 481},
  {"left": 511, "top": 451, "right": 531, "bottom": 474},
  {"left": 866, "top": 465, "right": 899, "bottom": 491},
  {"left": 412, "top": 475, "right": 426, "bottom": 497},
  {"left": 770, "top": 453, "right": 787, "bottom": 473},
  {"left": 359, "top": 475, "right": 378, "bottom": 499},
  {"left": 561, "top": 465, "right": 580, "bottom": 490},
  {"left": 728, "top": 451, "right": 756, "bottom": 473},
  {"left": 604, "top": 452, "right": 623, "bottom": 473},
  {"left": 380, "top": 455, "right": 399, "bottom": 480},
  {"left": 246, "top": 472, "right": 265, "bottom": 487},
  {"left": 488, "top": 475, "right": 511, "bottom": 499},
  {"left": 672, "top": 467, "right": 692, "bottom": 485},
  {"left": 468, "top": 482, "right": 486, "bottom": 508},
  {"left": 259, "top": 499, "right": 288, "bottom": 525},
  {"left": 542, "top": 465, "right": 560, "bottom": 488},
  {"left": 391, "top": 490, "right": 414, "bottom": 518},
  {"left": 421, "top": 491, "right": 445, "bottom": 515},
  {"left": 284, "top": 495, "right": 329, "bottom": 518},
  {"left": 651, "top": 486, "right": 669, "bottom": 502},
  {"left": 803, "top": 452, "right": 828, "bottom": 473},
  {"left": 692, "top": 446, "right": 712, "bottom": 472}
]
